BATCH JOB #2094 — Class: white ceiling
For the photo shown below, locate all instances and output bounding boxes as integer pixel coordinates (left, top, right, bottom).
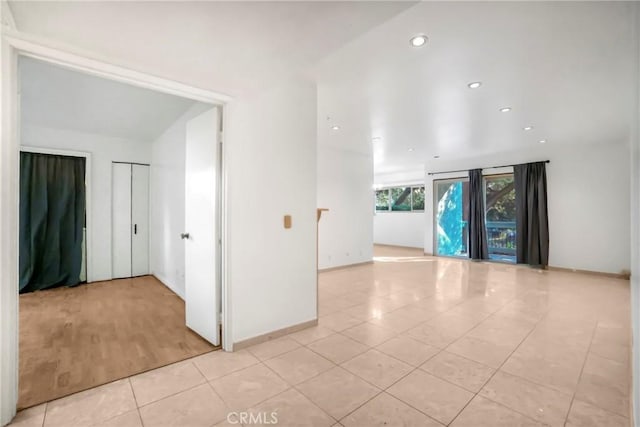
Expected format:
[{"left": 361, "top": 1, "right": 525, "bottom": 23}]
[
  {"left": 314, "top": 2, "right": 637, "bottom": 175},
  {"left": 10, "top": 2, "right": 637, "bottom": 174},
  {"left": 20, "top": 56, "right": 199, "bottom": 140},
  {"left": 9, "top": 1, "right": 416, "bottom": 97}
]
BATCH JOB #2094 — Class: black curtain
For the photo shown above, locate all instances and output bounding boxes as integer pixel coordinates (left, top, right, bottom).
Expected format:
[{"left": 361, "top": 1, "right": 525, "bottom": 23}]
[
  {"left": 514, "top": 162, "right": 549, "bottom": 267},
  {"left": 468, "top": 168, "right": 488, "bottom": 260},
  {"left": 20, "top": 152, "right": 86, "bottom": 293}
]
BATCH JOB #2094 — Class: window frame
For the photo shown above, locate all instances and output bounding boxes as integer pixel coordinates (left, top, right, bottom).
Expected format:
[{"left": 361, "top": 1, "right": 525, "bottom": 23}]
[
  {"left": 375, "top": 188, "right": 391, "bottom": 212},
  {"left": 374, "top": 184, "right": 426, "bottom": 213}
]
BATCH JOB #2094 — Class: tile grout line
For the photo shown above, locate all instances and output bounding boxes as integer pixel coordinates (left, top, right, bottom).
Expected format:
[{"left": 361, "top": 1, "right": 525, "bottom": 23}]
[
  {"left": 127, "top": 378, "right": 140, "bottom": 408},
  {"left": 136, "top": 380, "right": 204, "bottom": 409},
  {"left": 240, "top": 333, "right": 395, "bottom": 421},
  {"left": 203, "top": 380, "right": 232, "bottom": 426},
  {"left": 205, "top": 365, "right": 289, "bottom": 424},
  {"left": 473, "top": 318, "right": 615, "bottom": 398},
  {"left": 132, "top": 362, "right": 210, "bottom": 411},
  {"left": 126, "top": 378, "right": 145, "bottom": 427},
  {"left": 238, "top": 384, "right": 333, "bottom": 425},
  {"left": 304, "top": 332, "right": 370, "bottom": 365},
  {"left": 285, "top": 329, "right": 436, "bottom": 424},
  {"left": 328, "top": 324, "right": 455, "bottom": 426},
  {"left": 586, "top": 346, "right": 630, "bottom": 364},
  {"left": 190, "top": 358, "right": 234, "bottom": 425},
  {"left": 135, "top": 409, "right": 145, "bottom": 427},
  {"left": 256, "top": 358, "right": 340, "bottom": 424},
  {"left": 446, "top": 306, "right": 550, "bottom": 426},
  {"left": 204, "top": 364, "right": 277, "bottom": 418},
  {"left": 564, "top": 320, "right": 599, "bottom": 426},
  {"left": 40, "top": 403, "right": 48, "bottom": 427}
]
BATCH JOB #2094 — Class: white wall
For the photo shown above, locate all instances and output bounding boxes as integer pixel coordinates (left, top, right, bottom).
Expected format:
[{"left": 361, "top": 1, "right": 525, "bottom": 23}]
[
  {"left": 374, "top": 212, "right": 424, "bottom": 249},
  {"left": 149, "top": 103, "right": 210, "bottom": 299},
  {"left": 375, "top": 169, "right": 424, "bottom": 186},
  {"left": 424, "top": 141, "right": 631, "bottom": 275},
  {"left": 20, "top": 124, "right": 152, "bottom": 281},
  {"left": 226, "top": 76, "right": 317, "bottom": 344},
  {"left": 317, "top": 145, "right": 373, "bottom": 269},
  {"left": 373, "top": 169, "right": 425, "bottom": 249}
]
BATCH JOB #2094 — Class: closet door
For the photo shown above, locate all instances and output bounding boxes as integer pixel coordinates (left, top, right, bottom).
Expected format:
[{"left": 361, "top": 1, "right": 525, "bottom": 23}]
[
  {"left": 131, "top": 164, "right": 149, "bottom": 276},
  {"left": 112, "top": 163, "right": 132, "bottom": 279}
]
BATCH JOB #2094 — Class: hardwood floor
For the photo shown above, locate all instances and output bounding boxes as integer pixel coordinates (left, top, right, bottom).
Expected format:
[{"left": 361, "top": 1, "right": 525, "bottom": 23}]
[{"left": 18, "top": 276, "right": 216, "bottom": 409}]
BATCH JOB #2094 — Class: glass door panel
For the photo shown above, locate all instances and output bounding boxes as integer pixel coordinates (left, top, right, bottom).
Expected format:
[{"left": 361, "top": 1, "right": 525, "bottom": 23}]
[
  {"left": 434, "top": 180, "right": 469, "bottom": 257},
  {"left": 484, "top": 174, "right": 516, "bottom": 262}
]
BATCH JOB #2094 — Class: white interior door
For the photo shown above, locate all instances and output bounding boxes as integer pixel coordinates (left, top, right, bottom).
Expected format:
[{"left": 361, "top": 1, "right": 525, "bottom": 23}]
[
  {"left": 112, "top": 163, "right": 132, "bottom": 278},
  {"left": 131, "top": 164, "right": 150, "bottom": 276},
  {"left": 185, "top": 107, "right": 220, "bottom": 346}
]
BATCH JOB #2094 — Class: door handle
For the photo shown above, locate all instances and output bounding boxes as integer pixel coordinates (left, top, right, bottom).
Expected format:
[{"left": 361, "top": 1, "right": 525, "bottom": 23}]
[
  {"left": 134, "top": 224, "right": 137, "bottom": 235},
  {"left": 181, "top": 232, "right": 190, "bottom": 240}
]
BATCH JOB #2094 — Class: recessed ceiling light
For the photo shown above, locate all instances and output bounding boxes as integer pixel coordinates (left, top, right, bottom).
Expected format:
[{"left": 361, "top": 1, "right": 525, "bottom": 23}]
[
  {"left": 331, "top": 125, "right": 340, "bottom": 131},
  {"left": 408, "top": 148, "right": 414, "bottom": 152},
  {"left": 499, "top": 107, "right": 512, "bottom": 113},
  {"left": 410, "top": 35, "right": 428, "bottom": 47},
  {"left": 468, "top": 82, "right": 482, "bottom": 89},
  {"left": 523, "top": 126, "right": 533, "bottom": 131},
  {"left": 539, "top": 139, "right": 547, "bottom": 144}
]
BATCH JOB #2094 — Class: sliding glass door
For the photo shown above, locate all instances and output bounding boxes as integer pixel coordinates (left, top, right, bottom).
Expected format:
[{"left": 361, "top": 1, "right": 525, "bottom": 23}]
[
  {"left": 433, "top": 174, "right": 517, "bottom": 262},
  {"left": 434, "top": 179, "right": 469, "bottom": 257},
  {"left": 484, "top": 174, "right": 516, "bottom": 262}
]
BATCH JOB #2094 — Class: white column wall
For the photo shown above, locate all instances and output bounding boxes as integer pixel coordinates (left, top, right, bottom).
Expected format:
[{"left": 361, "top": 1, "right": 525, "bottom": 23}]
[{"left": 226, "top": 76, "right": 318, "bottom": 344}]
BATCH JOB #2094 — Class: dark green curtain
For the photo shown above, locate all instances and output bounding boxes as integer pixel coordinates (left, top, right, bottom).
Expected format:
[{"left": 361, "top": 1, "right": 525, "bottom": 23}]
[
  {"left": 20, "top": 152, "right": 86, "bottom": 293},
  {"left": 468, "top": 168, "right": 488, "bottom": 260},
  {"left": 514, "top": 161, "right": 549, "bottom": 267}
]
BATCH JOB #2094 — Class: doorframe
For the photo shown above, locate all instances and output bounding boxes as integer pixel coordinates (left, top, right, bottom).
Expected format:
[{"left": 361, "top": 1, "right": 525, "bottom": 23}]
[
  {"left": 20, "top": 146, "right": 93, "bottom": 282},
  {"left": 1, "top": 28, "right": 233, "bottom": 425}
]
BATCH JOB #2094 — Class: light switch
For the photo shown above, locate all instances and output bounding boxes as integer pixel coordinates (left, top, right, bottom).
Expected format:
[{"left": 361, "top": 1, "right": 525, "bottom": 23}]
[{"left": 284, "top": 215, "right": 292, "bottom": 229}]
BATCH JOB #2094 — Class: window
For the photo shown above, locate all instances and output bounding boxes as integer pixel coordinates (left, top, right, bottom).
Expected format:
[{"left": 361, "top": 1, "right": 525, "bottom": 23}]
[
  {"left": 375, "top": 189, "right": 390, "bottom": 211},
  {"left": 411, "top": 186, "right": 425, "bottom": 211},
  {"left": 374, "top": 185, "right": 425, "bottom": 212},
  {"left": 391, "top": 187, "right": 412, "bottom": 211}
]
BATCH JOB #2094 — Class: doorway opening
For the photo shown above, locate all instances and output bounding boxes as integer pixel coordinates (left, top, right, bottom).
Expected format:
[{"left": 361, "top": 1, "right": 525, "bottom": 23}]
[{"left": 16, "top": 55, "right": 225, "bottom": 409}]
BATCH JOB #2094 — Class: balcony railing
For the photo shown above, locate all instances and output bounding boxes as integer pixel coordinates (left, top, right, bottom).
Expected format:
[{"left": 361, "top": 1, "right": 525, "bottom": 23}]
[{"left": 486, "top": 221, "right": 516, "bottom": 256}]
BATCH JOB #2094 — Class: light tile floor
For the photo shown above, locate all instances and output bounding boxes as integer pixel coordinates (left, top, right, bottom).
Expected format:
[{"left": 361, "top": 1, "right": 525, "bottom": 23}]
[{"left": 9, "top": 246, "right": 631, "bottom": 427}]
